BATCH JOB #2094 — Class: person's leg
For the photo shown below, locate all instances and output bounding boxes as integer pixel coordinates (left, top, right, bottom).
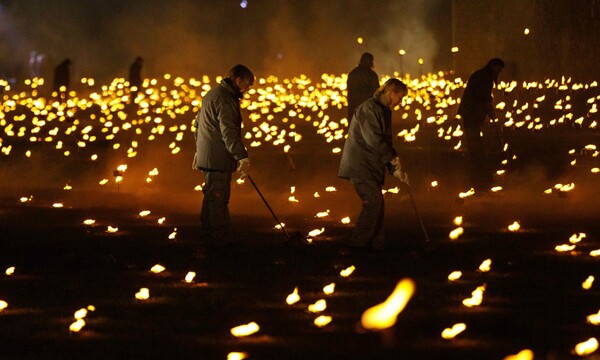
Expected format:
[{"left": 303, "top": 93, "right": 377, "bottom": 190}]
[
  {"left": 201, "top": 170, "right": 233, "bottom": 246},
  {"left": 463, "top": 124, "right": 487, "bottom": 190},
  {"left": 349, "top": 178, "right": 385, "bottom": 249}
]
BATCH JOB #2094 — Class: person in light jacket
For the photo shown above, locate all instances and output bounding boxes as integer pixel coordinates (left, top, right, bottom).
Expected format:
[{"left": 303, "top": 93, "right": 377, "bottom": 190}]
[
  {"left": 193, "top": 64, "right": 254, "bottom": 248},
  {"left": 339, "top": 78, "right": 409, "bottom": 251}
]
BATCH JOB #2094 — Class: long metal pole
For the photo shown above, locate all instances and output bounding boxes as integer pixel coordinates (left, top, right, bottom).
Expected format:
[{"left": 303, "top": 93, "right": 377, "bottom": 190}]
[
  {"left": 246, "top": 174, "right": 293, "bottom": 241},
  {"left": 401, "top": 182, "right": 430, "bottom": 242}
]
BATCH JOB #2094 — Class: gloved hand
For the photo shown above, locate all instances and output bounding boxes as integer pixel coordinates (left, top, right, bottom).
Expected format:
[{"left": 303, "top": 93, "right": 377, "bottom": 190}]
[
  {"left": 393, "top": 169, "right": 410, "bottom": 185},
  {"left": 237, "top": 157, "right": 250, "bottom": 177}
]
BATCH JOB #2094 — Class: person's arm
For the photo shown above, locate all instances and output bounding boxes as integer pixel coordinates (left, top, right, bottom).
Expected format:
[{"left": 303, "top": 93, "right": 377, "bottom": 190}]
[{"left": 218, "top": 99, "right": 248, "bottom": 160}]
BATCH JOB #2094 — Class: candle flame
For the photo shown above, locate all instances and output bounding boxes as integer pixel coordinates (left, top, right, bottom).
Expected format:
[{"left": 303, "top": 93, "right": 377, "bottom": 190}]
[
  {"left": 449, "top": 227, "right": 464, "bottom": 240},
  {"left": 503, "top": 349, "right": 534, "bottom": 360},
  {"left": 230, "top": 322, "right": 260, "bottom": 337},
  {"left": 508, "top": 221, "right": 521, "bottom": 232},
  {"left": 69, "top": 319, "right": 86, "bottom": 333},
  {"left": 462, "top": 284, "right": 486, "bottom": 307},
  {"left": 5, "top": 267, "right": 15, "bottom": 276},
  {"left": 135, "top": 288, "right": 150, "bottom": 300},
  {"left": 185, "top": 272, "right": 196, "bottom": 283},
  {"left": 360, "top": 278, "right": 415, "bottom": 331},
  {"left": 340, "top": 265, "right": 355, "bottom": 277},
  {"left": 308, "top": 299, "right": 327, "bottom": 313},
  {"left": 441, "top": 323, "right": 466, "bottom": 339},
  {"left": 314, "top": 315, "right": 332, "bottom": 327},
  {"left": 555, "top": 244, "right": 576, "bottom": 252},
  {"left": 340, "top": 217, "right": 351, "bottom": 224},
  {"left": 587, "top": 309, "right": 600, "bottom": 325},
  {"left": 150, "top": 264, "right": 166, "bottom": 274},
  {"left": 227, "top": 352, "right": 248, "bottom": 360},
  {"left": 448, "top": 271, "right": 462, "bottom": 281},
  {"left": 569, "top": 232, "right": 587, "bottom": 244},
  {"left": 286, "top": 287, "right": 300, "bottom": 305},
  {"left": 479, "top": 259, "right": 492, "bottom": 272},
  {"left": 453, "top": 216, "right": 463, "bottom": 226},
  {"left": 0, "top": 300, "right": 8, "bottom": 311},
  {"left": 582, "top": 276, "right": 595, "bottom": 290},
  {"left": 574, "top": 337, "right": 598, "bottom": 356},
  {"left": 323, "top": 283, "right": 335, "bottom": 295}
]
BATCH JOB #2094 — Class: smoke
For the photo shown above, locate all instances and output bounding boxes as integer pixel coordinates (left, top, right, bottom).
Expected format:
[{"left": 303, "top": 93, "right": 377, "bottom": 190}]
[{"left": 0, "top": 0, "right": 450, "bottom": 83}]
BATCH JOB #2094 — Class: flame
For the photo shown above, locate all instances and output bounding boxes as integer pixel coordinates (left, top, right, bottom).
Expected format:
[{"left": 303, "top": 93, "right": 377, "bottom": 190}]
[
  {"left": 52, "top": 203, "right": 64, "bottom": 208},
  {"left": 74, "top": 308, "right": 88, "bottom": 320},
  {"left": 69, "top": 319, "right": 86, "bottom": 333},
  {"left": 479, "top": 259, "right": 492, "bottom": 272},
  {"left": 453, "top": 216, "right": 463, "bottom": 226},
  {"left": 139, "top": 210, "right": 151, "bottom": 217},
  {"left": 503, "top": 349, "right": 534, "bottom": 360},
  {"left": 340, "top": 217, "right": 351, "bottom": 224},
  {"left": 83, "top": 219, "right": 96, "bottom": 226},
  {"left": 448, "top": 271, "right": 462, "bottom": 281},
  {"left": 555, "top": 244, "right": 576, "bottom": 252},
  {"left": 227, "top": 353, "right": 248, "bottom": 360},
  {"left": 430, "top": 180, "right": 439, "bottom": 187},
  {"left": 286, "top": 287, "right": 300, "bottom": 305},
  {"left": 441, "top": 323, "right": 466, "bottom": 339},
  {"left": 449, "top": 227, "right": 464, "bottom": 240},
  {"left": 5, "top": 267, "right": 15, "bottom": 276},
  {"left": 315, "top": 210, "right": 330, "bottom": 218},
  {"left": 150, "top": 264, "right": 166, "bottom": 274},
  {"left": 569, "top": 232, "right": 587, "bottom": 244},
  {"left": 340, "top": 265, "right": 355, "bottom": 277},
  {"left": 288, "top": 195, "right": 299, "bottom": 203},
  {"left": 308, "top": 299, "right": 327, "bottom": 313},
  {"left": 325, "top": 186, "right": 337, "bottom": 192},
  {"left": 360, "top": 278, "right": 415, "bottom": 331},
  {"left": 168, "top": 228, "right": 177, "bottom": 239},
  {"left": 0, "top": 300, "right": 8, "bottom": 311},
  {"left": 135, "top": 288, "right": 150, "bottom": 300},
  {"left": 491, "top": 186, "right": 503, "bottom": 192},
  {"left": 314, "top": 315, "right": 332, "bottom": 327},
  {"left": 323, "top": 283, "right": 335, "bottom": 295},
  {"left": 459, "top": 188, "right": 475, "bottom": 198},
  {"left": 106, "top": 226, "right": 118, "bottom": 233},
  {"left": 574, "top": 337, "right": 598, "bottom": 356},
  {"left": 508, "top": 221, "right": 521, "bottom": 232},
  {"left": 582, "top": 276, "right": 595, "bottom": 290},
  {"left": 230, "top": 322, "right": 260, "bottom": 337},
  {"left": 158, "top": 217, "right": 166, "bottom": 224},
  {"left": 308, "top": 228, "right": 325, "bottom": 237},
  {"left": 185, "top": 272, "right": 196, "bottom": 283},
  {"left": 591, "top": 249, "right": 600, "bottom": 257},
  {"left": 586, "top": 309, "right": 600, "bottom": 325}
]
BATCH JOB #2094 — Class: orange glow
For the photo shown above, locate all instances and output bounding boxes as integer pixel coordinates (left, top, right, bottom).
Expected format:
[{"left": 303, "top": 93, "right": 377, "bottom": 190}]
[
  {"left": 230, "top": 322, "right": 260, "bottom": 337},
  {"left": 441, "top": 323, "right": 466, "bottom": 339},
  {"left": 360, "top": 278, "right": 415, "bottom": 331}
]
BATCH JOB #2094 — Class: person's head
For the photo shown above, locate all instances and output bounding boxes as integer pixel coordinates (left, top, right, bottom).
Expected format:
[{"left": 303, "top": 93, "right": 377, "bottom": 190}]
[
  {"left": 486, "top": 58, "right": 505, "bottom": 77},
  {"left": 359, "top": 52, "right": 374, "bottom": 69},
  {"left": 375, "top": 78, "right": 407, "bottom": 109},
  {"left": 227, "top": 64, "right": 255, "bottom": 94},
  {"left": 135, "top": 56, "right": 143, "bottom": 64}
]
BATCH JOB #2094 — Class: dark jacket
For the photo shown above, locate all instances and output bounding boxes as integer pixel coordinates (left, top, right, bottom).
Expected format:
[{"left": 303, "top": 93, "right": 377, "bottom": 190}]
[
  {"left": 193, "top": 78, "right": 248, "bottom": 172},
  {"left": 457, "top": 66, "right": 495, "bottom": 128},
  {"left": 347, "top": 65, "right": 380, "bottom": 120},
  {"left": 339, "top": 96, "right": 397, "bottom": 185}
]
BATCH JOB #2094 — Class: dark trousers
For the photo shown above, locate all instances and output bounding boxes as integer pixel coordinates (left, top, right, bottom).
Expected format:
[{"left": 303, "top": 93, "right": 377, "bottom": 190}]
[
  {"left": 463, "top": 123, "right": 492, "bottom": 190},
  {"left": 349, "top": 178, "right": 385, "bottom": 250},
  {"left": 200, "top": 170, "right": 234, "bottom": 246}
]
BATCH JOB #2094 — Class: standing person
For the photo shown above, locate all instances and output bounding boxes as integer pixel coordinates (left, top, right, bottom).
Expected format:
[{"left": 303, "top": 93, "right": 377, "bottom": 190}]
[
  {"left": 339, "top": 78, "right": 409, "bottom": 251},
  {"left": 128, "top": 56, "right": 143, "bottom": 90},
  {"left": 457, "top": 58, "right": 504, "bottom": 191},
  {"left": 192, "top": 64, "right": 254, "bottom": 249},
  {"left": 53, "top": 58, "right": 71, "bottom": 94},
  {"left": 347, "top": 52, "right": 380, "bottom": 123}
]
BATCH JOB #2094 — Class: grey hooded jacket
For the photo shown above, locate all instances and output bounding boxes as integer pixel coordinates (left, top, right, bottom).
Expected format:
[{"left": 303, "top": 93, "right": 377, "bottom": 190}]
[{"left": 193, "top": 78, "right": 248, "bottom": 172}]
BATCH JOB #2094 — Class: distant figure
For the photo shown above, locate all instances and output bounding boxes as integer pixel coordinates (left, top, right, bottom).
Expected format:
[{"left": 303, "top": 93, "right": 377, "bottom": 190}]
[
  {"left": 128, "top": 56, "right": 143, "bottom": 90},
  {"left": 339, "top": 78, "right": 409, "bottom": 252},
  {"left": 53, "top": 58, "right": 71, "bottom": 93},
  {"left": 192, "top": 64, "right": 254, "bottom": 251},
  {"left": 347, "top": 52, "right": 380, "bottom": 122},
  {"left": 457, "top": 58, "right": 505, "bottom": 191}
]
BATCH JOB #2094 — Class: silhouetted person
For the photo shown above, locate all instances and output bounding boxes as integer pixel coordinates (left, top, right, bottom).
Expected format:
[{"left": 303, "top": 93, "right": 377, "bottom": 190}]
[
  {"left": 192, "top": 64, "right": 254, "bottom": 252},
  {"left": 129, "top": 56, "right": 143, "bottom": 90},
  {"left": 339, "top": 78, "right": 409, "bottom": 251},
  {"left": 458, "top": 58, "right": 504, "bottom": 191},
  {"left": 347, "top": 52, "right": 380, "bottom": 122},
  {"left": 53, "top": 58, "right": 71, "bottom": 94}
]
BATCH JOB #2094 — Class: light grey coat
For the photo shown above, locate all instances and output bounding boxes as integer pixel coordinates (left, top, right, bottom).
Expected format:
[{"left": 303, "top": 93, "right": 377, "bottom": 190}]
[
  {"left": 193, "top": 79, "right": 248, "bottom": 172},
  {"left": 339, "top": 96, "right": 397, "bottom": 185}
]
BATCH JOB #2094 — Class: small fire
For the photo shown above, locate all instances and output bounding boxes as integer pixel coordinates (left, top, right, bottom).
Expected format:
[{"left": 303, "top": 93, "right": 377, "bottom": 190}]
[
  {"left": 325, "top": 186, "right": 337, "bottom": 192},
  {"left": 453, "top": 216, "right": 463, "bottom": 226},
  {"left": 0, "top": 300, "right": 8, "bottom": 311},
  {"left": 441, "top": 323, "right": 467, "bottom": 339},
  {"left": 449, "top": 227, "right": 464, "bottom": 240},
  {"left": 5, "top": 267, "right": 15, "bottom": 276},
  {"left": 19, "top": 196, "right": 33, "bottom": 203},
  {"left": 448, "top": 271, "right": 462, "bottom": 281},
  {"left": 430, "top": 180, "right": 439, "bottom": 188},
  {"left": 360, "top": 278, "right": 415, "bottom": 331},
  {"left": 479, "top": 259, "right": 492, "bottom": 272},
  {"left": 308, "top": 228, "right": 325, "bottom": 237},
  {"left": 185, "top": 272, "right": 196, "bottom": 283},
  {"left": 586, "top": 309, "right": 600, "bottom": 325},
  {"left": 288, "top": 195, "right": 299, "bottom": 203},
  {"left": 315, "top": 210, "right": 330, "bottom": 218},
  {"left": 508, "top": 221, "right": 521, "bottom": 232},
  {"left": 591, "top": 249, "right": 600, "bottom": 257},
  {"left": 340, "top": 265, "right": 355, "bottom": 277},
  {"left": 158, "top": 217, "right": 166, "bottom": 224},
  {"left": 74, "top": 308, "right": 88, "bottom": 320},
  {"left": 308, "top": 299, "right": 327, "bottom": 313},
  {"left": 83, "top": 219, "right": 96, "bottom": 226},
  {"left": 135, "top": 288, "right": 150, "bottom": 300},
  {"left": 168, "top": 228, "right": 177, "bottom": 239},
  {"left": 323, "top": 283, "right": 335, "bottom": 295},
  {"left": 227, "top": 352, "right": 248, "bottom": 360},
  {"left": 139, "top": 210, "right": 151, "bottom": 217},
  {"left": 150, "top": 264, "right": 166, "bottom": 274},
  {"left": 69, "top": 319, "right": 86, "bottom": 333},
  {"left": 314, "top": 315, "right": 332, "bottom": 327},
  {"left": 459, "top": 188, "right": 475, "bottom": 199},
  {"left": 52, "top": 203, "right": 64, "bottom": 208},
  {"left": 230, "top": 322, "right": 260, "bottom": 337},
  {"left": 569, "top": 232, "right": 587, "bottom": 244},
  {"left": 286, "top": 287, "right": 300, "bottom": 305},
  {"left": 574, "top": 337, "right": 598, "bottom": 356},
  {"left": 555, "top": 244, "right": 576, "bottom": 252},
  {"left": 106, "top": 226, "right": 118, "bottom": 233},
  {"left": 503, "top": 349, "right": 534, "bottom": 360},
  {"left": 491, "top": 186, "right": 503, "bottom": 193},
  {"left": 462, "top": 284, "right": 486, "bottom": 307},
  {"left": 582, "top": 276, "right": 595, "bottom": 290},
  {"left": 340, "top": 217, "right": 351, "bottom": 224}
]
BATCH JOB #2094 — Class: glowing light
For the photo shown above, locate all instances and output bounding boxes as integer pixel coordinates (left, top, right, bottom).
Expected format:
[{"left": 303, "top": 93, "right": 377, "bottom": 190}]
[
  {"left": 451, "top": 46, "right": 459, "bottom": 53},
  {"left": 459, "top": 188, "right": 475, "bottom": 199},
  {"left": 150, "top": 264, "right": 166, "bottom": 274},
  {"left": 448, "top": 271, "right": 462, "bottom": 281},
  {"left": 227, "top": 352, "right": 248, "bottom": 360},
  {"left": 5, "top": 267, "right": 15, "bottom": 276},
  {"left": 308, "top": 299, "right": 327, "bottom": 313},
  {"left": 230, "top": 322, "right": 260, "bottom": 337},
  {"left": 286, "top": 287, "right": 300, "bottom": 305},
  {"left": 185, "top": 272, "right": 196, "bottom": 283},
  {"left": 74, "top": 308, "right": 88, "bottom": 320},
  {"left": 0, "top": 300, "right": 8, "bottom": 311},
  {"left": 135, "top": 288, "right": 150, "bottom": 300},
  {"left": 288, "top": 195, "right": 299, "bottom": 203},
  {"left": 503, "top": 349, "right": 534, "bottom": 360},
  {"left": 524, "top": 28, "right": 530, "bottom": 35},
  {"left": 308, "top": 228, "right": 325, "bottom": 237},
  {"left": 462, "top": 284, "right": 486, "bottom": 307},
  {"left": 441, "top": 323, "right": 466, "bottom": 339},
  {"left": 582, "top": 276, "right": 595, "bottom": 290},
  {"left": 139, "top": 210, "right": 151, "bottom": 217},
  {"left": 314, "top": 315, "right": 332, "bottom": 327},
  {"left": 587, "top": 309, "right": 600, "bottom": 325},
  {"left": 357, "top": 37, "right": 363, "bottom": 44},
  {"left": 555, "top": 244, "right": 576, "bottom": 252},
  {"left": 574, "top": 337, "right": 598, "bottom": 356},
  {"left": 491, "top": 186, "right": 503, "bottom": 192},
  {"left": 323, "top": 283, "right": 335, "bottom": 295},
  {"left": 315, "top": 210, "right": 330, "bottom": 218},
  {"left": 340, "top": 265, "right": 355, "bottom": 277},
  {"left": 569, "top": 232, "right": 587, "bottom": 244},
  {"left": 340, "top": 217, "right": 351, "bottom": 224},
  {"left": 360, "top": 278, "right": 415, "bottom": 331},
  {"left": 168, "top": 228, "right": 177, "bottom": 239},
  {"left": 453, "top": 216, "right": 463, "bottom": 226},
  {"left": 508, "top": 221, "right": 521, "bottom": 232},
  {"left": 83, "top": 219, "right": 96, "bottom": 226},
  {"left": 106, "top": 226, "right": 118, "bottom": 233},
  {"left": 479, "top": 259, "right": 492, "bottom": 272},
  {"left": 325, "top": 186, "right": 337, "bottom": 192},
  {"left": 69, "top": 319, "right": 86, "bottom": 333},
  {"left": 591, "top": 249, "right": 600, "bottom": 257},
  {"left": 52, "top": 203, "right": 64, "bottom": 208}
]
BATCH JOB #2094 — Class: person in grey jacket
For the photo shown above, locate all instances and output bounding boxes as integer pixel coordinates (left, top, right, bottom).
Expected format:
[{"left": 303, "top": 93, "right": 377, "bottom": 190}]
[
  {"left": 193, "top": 64, "right": 254, "bottom": 247},
  {"left": 457, "top": 58, "right": 504, "bottom": 191},
  {"left": 339, "top": 78, "right": 409, "bottom": 251},
  {"left": 347, "top": 52, "right": 380, "bottom": 122}
]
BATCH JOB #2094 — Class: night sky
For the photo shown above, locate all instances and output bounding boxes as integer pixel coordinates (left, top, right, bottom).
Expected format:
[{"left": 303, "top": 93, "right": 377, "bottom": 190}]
[{"left": 0, "top": 0, "right": 451, "bottom": 82}]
